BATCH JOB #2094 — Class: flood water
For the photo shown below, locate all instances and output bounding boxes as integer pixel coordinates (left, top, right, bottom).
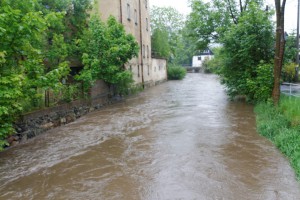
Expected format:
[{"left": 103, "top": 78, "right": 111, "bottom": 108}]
[{"left": 1, "top": 74, "right": 300, "bottom": 199}]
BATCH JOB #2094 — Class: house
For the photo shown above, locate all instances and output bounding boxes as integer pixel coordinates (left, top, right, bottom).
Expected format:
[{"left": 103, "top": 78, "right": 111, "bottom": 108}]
[
  {"left": 94, "top": 0, "right": 167, "bottom": 88},
  {"left": 192, "top": 48, "right": 214, "bottom": 67}
]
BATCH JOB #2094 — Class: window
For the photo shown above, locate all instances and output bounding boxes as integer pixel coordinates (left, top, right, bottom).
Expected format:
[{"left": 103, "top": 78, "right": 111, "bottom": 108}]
[
  {"left": 147, "top": 45, "right": 149, "bottom": 58},
  {"left": 129, "top": 65, "right": 132, "bottom": 71},
  {"left": 143, "top": 45, "right": 145, "bottom": 58},
  {"left": 198, "top": 56, "right": 201, "bottom": 61},
  {"left": 127, "top": 4, "right": 131, "bottom": 21},
  {"left": 134, "top": 9, "right": 138, "bottom": 25},
  {"left": 146, "top": 18, "right": 149, "bottom": 31}
]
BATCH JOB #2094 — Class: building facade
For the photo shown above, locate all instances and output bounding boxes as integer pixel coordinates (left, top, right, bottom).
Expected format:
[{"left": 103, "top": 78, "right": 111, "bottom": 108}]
[
  {"left": 94, "top": 0, "right": 166, "bottom": 87},
  {"left": 192, "top": 49, "right": 214, "bottom": 68}
]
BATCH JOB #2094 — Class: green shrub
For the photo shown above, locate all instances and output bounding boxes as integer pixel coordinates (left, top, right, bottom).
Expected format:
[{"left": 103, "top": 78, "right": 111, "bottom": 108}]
[
  {"left": 246, "top": 63, "right": 273, "bottom": 102},
  {"left": 167, "top": 65, "right": 187, "bottom": 80},
  {"left": 283, "top": 63, "right": 297, "bottom": 82}
]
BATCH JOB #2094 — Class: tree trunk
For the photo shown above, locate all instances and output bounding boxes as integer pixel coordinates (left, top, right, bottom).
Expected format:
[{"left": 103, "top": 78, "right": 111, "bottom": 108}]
[{"left": 272, "top": 0, "right": 286, "bottom": 106}]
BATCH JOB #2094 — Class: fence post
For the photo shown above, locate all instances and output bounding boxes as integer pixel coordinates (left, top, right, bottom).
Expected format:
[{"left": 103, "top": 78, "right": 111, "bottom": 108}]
[{"left": 45, "top": 90, "right": 50, "bottom": 107}]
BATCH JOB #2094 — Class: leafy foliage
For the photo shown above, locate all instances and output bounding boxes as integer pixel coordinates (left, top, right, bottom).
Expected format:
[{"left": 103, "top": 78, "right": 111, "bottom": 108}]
[
  {"left": 282, "top": 63, "right": 297, "bottom": 82},
  {"left": 246, "top": 63, "right": 274, "bottom": 102},
  {"left": 151, "top": 28, "right": 170, "bottom": 58},
  {"left": 76, "top": 16, "right": 139, "bottom": 94},
  {"left": 284, "top": 33, "right": 298, "bottom": 64},
  {"left": 167, "top": 65, "right": 187, "bottom": 80},
  {"left": 150, "top": 6, "right": 192, "bottom": 65},
  {"left": 218, "top": 3, "right": 274, "bottom": 102},
  {"left": 0, "top": 0, "right": 72, "bottom": 149},
  {"left": 202, "top": 47, "right": 223, "bottom": 74},
  {"left": 186, "top": 0, "right": 230, "bottom": 49},
  {"left": 0, "top": 1, "right": 139, "bottom": 149}
]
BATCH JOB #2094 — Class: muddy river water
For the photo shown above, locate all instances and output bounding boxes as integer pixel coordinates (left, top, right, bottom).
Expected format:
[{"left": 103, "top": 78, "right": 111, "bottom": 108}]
[{"left": 1, "top": 74, "right": 300, "bottom": 199}]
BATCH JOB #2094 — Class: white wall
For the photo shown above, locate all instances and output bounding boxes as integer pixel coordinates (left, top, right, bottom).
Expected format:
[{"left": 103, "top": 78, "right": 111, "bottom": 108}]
[
  {"left": 151, "top": 58, "right": 167, "bottom": 84},
  {"left": 192, "top": 55, "right": 214, "bottom": 67}
]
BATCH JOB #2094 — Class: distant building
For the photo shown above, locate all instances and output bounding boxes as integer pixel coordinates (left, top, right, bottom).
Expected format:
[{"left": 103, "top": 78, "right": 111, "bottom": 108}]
[
  {"left": 192, "top": 48, "right": 214, "bottom": 67},
  {"left": 94, "top": 0, "right": 167, "bottom": 87}
]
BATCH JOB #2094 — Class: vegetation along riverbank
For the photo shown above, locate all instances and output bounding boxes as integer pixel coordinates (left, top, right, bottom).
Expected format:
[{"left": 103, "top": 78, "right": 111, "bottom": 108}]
[{"left": 255, "top": 96, "right": 300, "bottom": 179}]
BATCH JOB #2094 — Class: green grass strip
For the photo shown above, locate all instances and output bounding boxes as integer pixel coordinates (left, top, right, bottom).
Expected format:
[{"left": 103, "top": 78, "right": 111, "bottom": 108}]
[{"left": 255, "top": 96, "right": 300, "bottom": 180}]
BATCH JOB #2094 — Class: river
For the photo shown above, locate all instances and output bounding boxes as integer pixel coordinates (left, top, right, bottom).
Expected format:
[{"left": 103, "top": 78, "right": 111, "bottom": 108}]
[{"left": 1, "top": 73, "right": 300, "bottom": 199}]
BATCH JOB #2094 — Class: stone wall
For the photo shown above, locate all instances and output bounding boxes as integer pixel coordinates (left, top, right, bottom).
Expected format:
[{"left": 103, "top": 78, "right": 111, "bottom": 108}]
[
  {"left": 7, "top": 78, "right": 168, "bottom": 147},
  {"left": 9, "top": 81, "right": 112, "bottom": 146}
]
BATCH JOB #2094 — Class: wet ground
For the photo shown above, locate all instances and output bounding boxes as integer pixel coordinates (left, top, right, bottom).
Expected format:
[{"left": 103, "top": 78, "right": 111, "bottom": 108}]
[{"left": 1, "top": 73, "right": 300, "bottom": 200}]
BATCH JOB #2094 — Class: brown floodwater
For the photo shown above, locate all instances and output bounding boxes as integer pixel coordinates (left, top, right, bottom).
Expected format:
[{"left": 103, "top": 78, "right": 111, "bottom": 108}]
[{"left": 1, "top": 73, "right": 300, "bottom": 200}]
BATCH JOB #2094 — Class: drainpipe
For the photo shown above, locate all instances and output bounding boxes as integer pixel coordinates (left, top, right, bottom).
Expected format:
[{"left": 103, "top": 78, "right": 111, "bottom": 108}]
[
  {"left": 119, "top": 0, "right": 123, "bottom": 23},
  {"left": 139, "top": 0, "right": 145, "bottom": 88},
  {"left": 296, "top": 0, "right": 300, "bottom": 81}
]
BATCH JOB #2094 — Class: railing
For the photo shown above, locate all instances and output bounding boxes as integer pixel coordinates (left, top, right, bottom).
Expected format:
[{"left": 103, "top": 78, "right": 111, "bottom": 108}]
[
  {"left": 22, "top": 83, "right": 85, "bottom": 113},
  {"left": 281, "top": 82, "right": 300, "bottom": 97}
]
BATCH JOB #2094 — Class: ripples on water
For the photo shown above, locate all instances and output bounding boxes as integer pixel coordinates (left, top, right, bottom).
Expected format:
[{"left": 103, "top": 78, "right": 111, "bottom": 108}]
[{"left": 0, "top": 74, "right": 300, "bottom": 199}]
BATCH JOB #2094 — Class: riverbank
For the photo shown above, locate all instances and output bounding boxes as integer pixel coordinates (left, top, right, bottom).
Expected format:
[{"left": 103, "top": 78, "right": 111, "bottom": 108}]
[
  {"left": 255, "top": 96, "right": 300, "bottom": 180},
  {"left": 6, "top": 79, "right": 167, "bottom": 149}
]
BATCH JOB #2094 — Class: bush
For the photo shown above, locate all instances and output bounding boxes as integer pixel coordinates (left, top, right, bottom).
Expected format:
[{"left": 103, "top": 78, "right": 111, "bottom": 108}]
[
  {"left": 246, "top": 63, "right": 273, "bottom": 102},
  {"left": 202, "top": 57, "right": 212, "bottom": 73},
  {"left": 283, "top": 63, "right": 297, "bottom": 82},
  {"left": 167, "top": 65, "right": 187, "bottom": 80}
]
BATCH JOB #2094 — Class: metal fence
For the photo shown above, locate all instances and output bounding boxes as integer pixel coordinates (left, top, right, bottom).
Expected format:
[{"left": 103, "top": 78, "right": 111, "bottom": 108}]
[{"left": 281, "top": 82, "right": 300, "bottom": 97}]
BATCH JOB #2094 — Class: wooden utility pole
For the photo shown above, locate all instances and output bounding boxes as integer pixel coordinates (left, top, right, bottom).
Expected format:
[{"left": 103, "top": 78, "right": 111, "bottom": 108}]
[
  {"left": 272, "top": 0, "right": 286, "bottom": 106},
  {"left": 296, "top": 0, "right": 300, "bottom": 81}
]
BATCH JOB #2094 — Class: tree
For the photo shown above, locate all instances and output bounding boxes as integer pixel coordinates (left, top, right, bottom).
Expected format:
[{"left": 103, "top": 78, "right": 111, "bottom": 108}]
[
  {"left": 0, "top": 0, "right": 140, "bottom": 150},
  {"left": 272, "top": 0, "right": 286, "bottom": 105},
  {"left": 151, "top": 28, "right": 170, "bottom": 58},
  {"left": 76, "top": 16, "right": 139, "bottom": 94},
  {"left": 284, "top": 33, "right": 297, "bottom": 63},
  {"left": 150, "top": 6, "right": 185, "bottom": 63},
  {"left": 186, "top": 0, "right": 263, "bottom": 50},
  {"left": 217, "top": 3, "right": 274, "bottom": 101},
  {"left": 0, "top": 0, "right": 70, "bottom": 149}
]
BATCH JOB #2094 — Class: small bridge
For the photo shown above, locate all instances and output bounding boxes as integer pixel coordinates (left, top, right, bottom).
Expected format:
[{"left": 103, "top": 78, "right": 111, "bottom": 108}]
[{"left": 182, "top": 66, "right": 202, "bottom": 73}]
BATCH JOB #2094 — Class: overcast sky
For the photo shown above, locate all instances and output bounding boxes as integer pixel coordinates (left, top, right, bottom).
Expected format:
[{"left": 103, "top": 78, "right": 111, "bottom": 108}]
[{"left": 150, "top": 0, "right": 298, "bottom": 33}]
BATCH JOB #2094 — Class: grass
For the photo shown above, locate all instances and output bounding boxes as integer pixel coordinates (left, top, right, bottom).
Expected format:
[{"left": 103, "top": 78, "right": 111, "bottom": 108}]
[{"left": 255, "top": 96, "right": 300, "bottom": 179}]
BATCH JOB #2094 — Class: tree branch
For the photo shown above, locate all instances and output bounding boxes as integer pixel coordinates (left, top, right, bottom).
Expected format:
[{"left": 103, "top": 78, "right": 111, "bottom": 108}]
[
  {"left": 239, "top": 0, "right": 243, "bottom": 12},
  {"left": 243, "top": 0, "right": 250, "bottom": 11},
  {"left": 226, "top": 0, "right": 238, "bottom": 24}
]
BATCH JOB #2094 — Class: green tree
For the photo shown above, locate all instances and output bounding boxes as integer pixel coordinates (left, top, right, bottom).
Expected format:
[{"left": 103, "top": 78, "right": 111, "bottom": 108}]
[
  {"left": 202, "top": 47, "right": 224, "bottom": 74},
  {"left": 151, "top": 28, "right": 170, "bottom": 58},
  {"left": 76, "top": 16, "right": 139, "bottom": 94},
  {"left": 172, "top": 27, "right": 196, "bottom": 65},
  {"left": 186, "top": 0, "right": 263, "bottom": 50},
  {"left": 150, "top": 6, "right": 186, "bottom": 63},
  {"left": 0, "top": 0, "right": 70, "bottom": 149},
  {"left": 218, "top": 3, "right": 274, "bottom": 101},
  {"left": 284, "top": 33, "right": 297, "bottom": 64}
]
